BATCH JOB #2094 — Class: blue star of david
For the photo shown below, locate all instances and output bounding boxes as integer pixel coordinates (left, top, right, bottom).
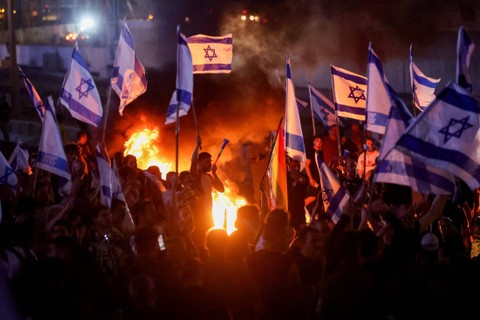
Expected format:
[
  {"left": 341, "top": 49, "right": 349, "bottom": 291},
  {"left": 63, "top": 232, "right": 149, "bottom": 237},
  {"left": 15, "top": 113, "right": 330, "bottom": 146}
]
[
  {"left": 204, "top": 45, "right": 218, "bottom": 62},
  {"left": 438, "top": 116, "right": 473, "bottom": 143},
  {"left": 0, "top": 165, "right": 15, "bottom": 185},
  {"left": 75, "top": 78, "right": 95, "bottom": 99},
  {"left": 347, "top": 85, "right": 366, "bottom": 104},
  {"left": 320, "top": 108, "right": 329, "bottom": 121},
  {"left": 322, "top": 188, "right": 334, "bottom": 204}
]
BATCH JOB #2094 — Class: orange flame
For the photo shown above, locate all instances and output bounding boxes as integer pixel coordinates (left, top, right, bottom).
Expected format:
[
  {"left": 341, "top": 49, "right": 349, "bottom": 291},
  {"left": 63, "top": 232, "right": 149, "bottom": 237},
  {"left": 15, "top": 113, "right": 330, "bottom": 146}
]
[
  {"left": 123, "top": 128, "right": 173, "bottom": 174},
  {"left": 124, "top": 127, "right": 246, "bottom": 235}
]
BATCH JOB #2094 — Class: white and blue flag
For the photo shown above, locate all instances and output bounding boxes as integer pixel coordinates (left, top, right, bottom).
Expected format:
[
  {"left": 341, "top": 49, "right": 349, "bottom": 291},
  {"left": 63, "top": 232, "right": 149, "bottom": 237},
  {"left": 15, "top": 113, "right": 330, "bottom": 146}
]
[
  {"left": 8, "top": 141, "right": 29, "bottom": 173},
  {"left": 366, "top": 45, "right": 391, "bottom": 135},
  {"left": 374, "top": 87, "right": 455, "bottom": 195},
  {"left": 111, "top": 21, "right": 148, "bottom": 115},
  {"left": 60, "top": 43, "right": 103, "bottom": 127},
  {"left": 331, "top": 65, "right": 367, "bottom": 121},
  {"left": 318, "top": 162, "right": 350, "bottom": 224},
  {"left": 457, "top": 26, "right": 475, "bottom": 93},
  {"left": 18, "top": 66, "right": 45, "bottom": 121},
  {"left": 96, "top": 145, "right": 126, "bottom": 208},
  {"left": 0, "top": 150, "right": 17, "bottom": 193},
  {"left": 285, "top": 56, "right": 306, "bottom": 169},
  {"left": 410, "top": 45, "right": 441, "bottom": 112},
  {"left": 165, "top": 33, "right": 194, "bottom": 125},
  {"left": 309, "top": 84, "right": 337, "bottom": 127},
  {"left": 187, "top": 33, "right": 233, "bottom": 74},
  {"left": 37, "top": 96, "right": 71, "bottom": 184},
  {"left": 395, "top": 82, "right": 480, "bottom": 191}
]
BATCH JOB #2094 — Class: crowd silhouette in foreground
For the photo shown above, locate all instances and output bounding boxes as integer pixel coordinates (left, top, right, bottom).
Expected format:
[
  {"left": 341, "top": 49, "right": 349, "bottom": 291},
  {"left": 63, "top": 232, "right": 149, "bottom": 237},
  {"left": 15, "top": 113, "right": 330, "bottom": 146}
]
[{"left": 1, "top": 123, "right": 480, "bottom": 320}]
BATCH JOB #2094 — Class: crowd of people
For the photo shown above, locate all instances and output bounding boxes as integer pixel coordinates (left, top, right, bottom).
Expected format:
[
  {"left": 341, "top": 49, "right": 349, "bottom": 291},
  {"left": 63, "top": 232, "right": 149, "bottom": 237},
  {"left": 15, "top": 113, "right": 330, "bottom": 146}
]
[{"left": 1, "top": 120, "right": 480, "bottom": 320}]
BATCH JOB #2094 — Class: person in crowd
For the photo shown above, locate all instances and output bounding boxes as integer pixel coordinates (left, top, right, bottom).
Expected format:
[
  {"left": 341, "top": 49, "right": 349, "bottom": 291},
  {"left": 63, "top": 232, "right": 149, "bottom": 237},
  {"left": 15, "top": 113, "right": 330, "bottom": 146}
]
[
  {"left": 305, "top": 134, "right": 323, "bottom": 217},
  {"left": 356, "top": 137, "right": 380, "bottom": 179},
  {"left": 287, "top": 156, "right": 308, "bottom": 233},
  {"left": 190, "top": 137, "right": 225, "bottom": 255}
]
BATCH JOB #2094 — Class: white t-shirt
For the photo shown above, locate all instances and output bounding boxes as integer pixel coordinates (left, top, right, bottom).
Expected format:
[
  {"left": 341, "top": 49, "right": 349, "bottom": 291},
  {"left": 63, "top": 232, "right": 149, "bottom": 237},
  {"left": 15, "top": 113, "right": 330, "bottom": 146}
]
[{"left": 357, "top": 150, "right": 380, "bottom": 178}]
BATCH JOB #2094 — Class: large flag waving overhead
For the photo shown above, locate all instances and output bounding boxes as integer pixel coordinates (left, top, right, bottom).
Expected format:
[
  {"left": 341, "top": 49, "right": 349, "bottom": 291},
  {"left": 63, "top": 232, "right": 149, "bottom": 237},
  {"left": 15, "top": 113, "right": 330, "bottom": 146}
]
[
  {"left": 18, "top": 66, "right": 45, "bottom": 121},
  {"left": 285, "top": 56, "right": 306, "bottom": 169},
  {"left": 187, "top": 34, "right": 233, "bottom": 74},
  {"left": 309, "top": 84, "right": 337, "bottom": 127},
  {"left": 410, "top": 45, "right": 441, "bottom": 112},
  {"left": 374, "top": 87, "right": 455, "bottom": 195},
  {"left": 331, "top": 65, "right": 367, "bottom": 121},
  {"left": 395, "top": 82, "right": 480, "bottom": 191},
  {"left": 37, "top": 96, "right": 71, "bottom": 184},
  {"left": 457, "top": 26, "right": 475, "bottom": 93},
  {"left": 318, "top": 162, "right": 350, "bottom": 223},
  {"left": 111, "top": 21, "right": 148, "bottom": 115},
  {"left": 268, "top": 120, "right": 288, "bottom": 210},
  {"left": 366, "top": 45, "right": 391, "bottom": 135},
  {"left": 60, "top": 43, "right": 103, "bottom": 127},
  {"left": 165, "top": 32, "right": 194, "bottom": 125}
]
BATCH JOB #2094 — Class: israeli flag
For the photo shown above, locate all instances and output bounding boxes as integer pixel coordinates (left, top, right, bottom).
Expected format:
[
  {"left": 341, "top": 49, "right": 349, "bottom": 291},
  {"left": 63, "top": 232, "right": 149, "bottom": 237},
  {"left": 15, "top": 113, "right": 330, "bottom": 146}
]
[
  {"left": 18, "top": 66, "right": 45, "bottom": 121},
  {"left": 374, "top": 87, "right": 455, "bottom": 195},
  {"left": 187, "top": 33, "right": 233, "bottom": 74},
  {"left": 111, "top": 21, "right": 148, "bottom": 116},
  {"left": 0, "top": 150, "right": 17, "bottom": 193},
  {"left": 366, "top": 45, "right": 391, "bottom": 135},
  {"left": 309, "top": 84, "right": 337, "bottom": 127},
  {"left": 331, "top": 65, "right": 367, "bottom": 121},
  {"left": 457, "top": 26, "right": 475, "bottom": 93},
  {"left": 8, "top": 141, "right": 29, "bottom": 172},
  {"left": 60, "top": 43, "right": 103, "bottom": 127},
  {"left": 37, "top": 96, "right": 71, "bottom": 183},
  {"left": 285, "top": 56, "right": 306, "bottom": 169},
  {"left": 318, "top": 162, "right": 351, "bottom": 223},
  {"left": 165, "top": 33, "right": 193, "bottom": 125},
  {"left": 410, "top": 46, "right": 441, "bottom": 112},
  {"left": 395, "top": 82, "right": 480, "bottom": 191},
  {"left": 96, "top": 146, "right": 126, "bottom": 208}
]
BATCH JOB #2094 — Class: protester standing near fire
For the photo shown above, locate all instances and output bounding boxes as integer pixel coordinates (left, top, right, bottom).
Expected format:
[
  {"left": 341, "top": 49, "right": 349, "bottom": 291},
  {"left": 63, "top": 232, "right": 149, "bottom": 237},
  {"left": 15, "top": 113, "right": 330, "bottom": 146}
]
[{"left": 190, "top": 137, "right": 225, "bottom": 255}]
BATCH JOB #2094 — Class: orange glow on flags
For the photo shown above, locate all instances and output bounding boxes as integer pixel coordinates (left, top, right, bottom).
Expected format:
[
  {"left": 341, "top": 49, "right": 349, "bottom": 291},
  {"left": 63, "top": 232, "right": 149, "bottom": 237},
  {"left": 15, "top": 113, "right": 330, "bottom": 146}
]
[{"left": 269, "top": 119, "right": 288, "bottom": 210}]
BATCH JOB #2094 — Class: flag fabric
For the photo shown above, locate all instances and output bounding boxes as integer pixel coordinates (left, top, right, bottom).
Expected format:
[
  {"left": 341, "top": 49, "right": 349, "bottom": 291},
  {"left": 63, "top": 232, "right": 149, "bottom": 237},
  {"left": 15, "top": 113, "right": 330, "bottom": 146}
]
[
  {"left": 165, "top": 33, "right": 194, "bottom": 125},
  {"left": 37, "top": 96, "right": 71, "bottom": 183},
  {"left": 457, "top": 26, "right": 475, "bottom": 92},
  {"left": 409, "top": 46, "right": 441, "bottom": 112},
  {"left": 318, "top": 162, "right": 350, "bottom": 223},
  {"left": 187, "top": 33, "right": 233, "bottom": 74},
  {"left": 285, "top": 56, "right": 306, "bottom": 169},
  {"left": 96, "top": 146, "right": 126, "bottom": 208},
  {"left": 309, "top": 84, "right": 337, "bottom": 127},
  {"left": 8, "top": 141, "right": 29, "bottom": 172},
  {"left": 366, "top": 46, "right": 392, "bottom": 135},
  {"left": 111, "top": 21, "right": 148, "bottom": 115},
  {"left": 374, "top": 86, "right": 455, "bottom": 195},
  {"left": 60, "top": 43, "right": 103, "bottom": 127},
  {"left": 275, "top": 68, "right": 308, "bottom": 109},
  {"left": 268, "top": 121, "right": 288, "bottom": 210},
  {"left": 331, "top": 65, "right": 367, "bottom": 121},
  {"left": 18, "top": 66, "right": 45, "bottom": 121},
  {"left": 0, "top": 150, "right": 17, "bottom": 193},
  {"left": 395, "top": 82, "right": 480, "bottom": 191}
]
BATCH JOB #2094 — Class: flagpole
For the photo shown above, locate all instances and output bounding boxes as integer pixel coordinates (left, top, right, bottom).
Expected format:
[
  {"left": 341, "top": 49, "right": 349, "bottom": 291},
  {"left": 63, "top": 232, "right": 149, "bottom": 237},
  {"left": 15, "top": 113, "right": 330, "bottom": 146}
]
[
  {"left": 410, "top": 44, "right": 417, "bottom": 117},
  {"left": 191, "top": 99, "right": 201, "bottom": 150},
  {"left": 175, "top": 24, "right": 180, "bottom": 177},
  {"left": 308, "top": 83, "right": 316, "bottom": 137},
  {"left": 362, "top": 42, "right": 373, "bottom": 179},
  {"left": 101, "top": 85, "right": 114, "bottom": 144},
  {"left": 329, "top": 64, "right": 343, "bottom": 160}
]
